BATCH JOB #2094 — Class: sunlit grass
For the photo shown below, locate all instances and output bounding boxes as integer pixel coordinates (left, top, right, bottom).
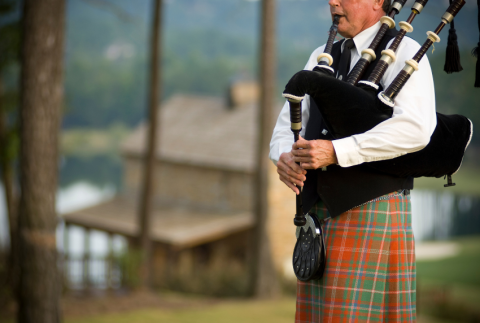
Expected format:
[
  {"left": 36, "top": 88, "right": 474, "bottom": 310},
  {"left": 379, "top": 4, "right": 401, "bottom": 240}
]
[
  {"left": 417, "top": 236, "right": 480, "bottom": 286},
  {"left": 66, "top": 298, "right": 296, "bottom": 323},
  {"left": 417, "top": 235, "right": 480, "bottom": 310}
]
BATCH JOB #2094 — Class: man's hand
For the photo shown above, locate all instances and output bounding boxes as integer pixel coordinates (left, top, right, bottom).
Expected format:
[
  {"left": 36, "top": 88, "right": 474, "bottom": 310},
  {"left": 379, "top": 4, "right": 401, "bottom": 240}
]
[
  {"left": 277, "top": 151, "right": 307, "bottom": 195},
  {"left": 292, "top": 136, "right": 338, "bottom": 169}
]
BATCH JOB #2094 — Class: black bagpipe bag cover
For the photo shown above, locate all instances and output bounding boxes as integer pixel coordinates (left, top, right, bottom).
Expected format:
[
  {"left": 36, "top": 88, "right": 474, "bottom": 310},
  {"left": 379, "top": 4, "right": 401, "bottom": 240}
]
[{"left": 283, "top": 69, "right": 473, "bottom": 178}]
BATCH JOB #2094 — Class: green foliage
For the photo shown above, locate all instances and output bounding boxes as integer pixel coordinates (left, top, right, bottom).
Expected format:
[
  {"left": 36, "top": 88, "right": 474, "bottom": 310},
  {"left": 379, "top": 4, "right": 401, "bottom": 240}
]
[
  {"left": 59, "top": 154, "right": 123, "bottom": 188},
  {"left": 430, "top": 50, "right": 480, "bottom": 146},
  {"left": 0, "top": 0, "right": 20, "bottom": 171},
  {"left": 116, "top": 249, "right": 143, "bottom": 289},
  {"left": 415, "top": 166, "right": 480, "bottom": 195},
  {"left": 163, "top": 262, "right": 249, "bottom": 297},
  {"left": 0, "top": 20, "right": 20, "bottom": 71}
]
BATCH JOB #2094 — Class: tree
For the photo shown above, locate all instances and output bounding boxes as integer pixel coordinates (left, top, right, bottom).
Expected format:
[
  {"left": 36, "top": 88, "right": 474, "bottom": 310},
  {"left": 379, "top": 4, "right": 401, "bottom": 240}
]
[
  {"left": 17, "top": 0, "right": 65, "bottom": 322},
  {"left": 136, "top": 0, "right": 163, "bottom": 290},
  {"left": 250, "top": 0, "right": 280, "bottom": 298}
]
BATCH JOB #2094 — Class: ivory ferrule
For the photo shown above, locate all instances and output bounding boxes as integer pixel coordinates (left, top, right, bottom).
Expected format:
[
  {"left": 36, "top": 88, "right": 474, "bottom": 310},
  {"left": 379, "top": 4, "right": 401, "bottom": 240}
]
[
  {"left": 283, "top": 93, "right": 304, "bottom": 103},
  {"left": 291, "top": 122, "right": 302, "bottom": 131},
  {"left": 426, "top": 31, "right": 441, "bottom": 43},
  {"left": 412, "top": 3, "right": 424, "bottom": 13},
  {"left": 406, "top": 59, "right": 419, "bottom": 71},
  {"left": 317, "top": 53, "right": 333, "bottom": 66},
  {"left": 380, "top": 16, "right": 396, "bottom": 29},
  {"left": 442, "top": 12, "right": 454, "bottom": 24},
  {"left": 403, "top": 59, "right": 419, "bottom": 75},
  {"left": 381, "top": 49, "right": 396, "bottom": 63},
  {"left": 361, "top": 48, "right": 376, "bottom": 62},
  {"left": 381, "top": 55, "right": 393, "bottom": 65},
  {"left": 392, "top": 1, "right": 403, "bottom": 12},
  {"left": 399, "top": 21, "right": 413, "bottom": 33},
  {"left": 403, "top": 65, "right": 415, "bottom": 75}
]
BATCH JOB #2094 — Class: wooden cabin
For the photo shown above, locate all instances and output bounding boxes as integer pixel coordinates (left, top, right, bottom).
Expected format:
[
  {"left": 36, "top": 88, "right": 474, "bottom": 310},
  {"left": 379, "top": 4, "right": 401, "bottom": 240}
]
[{"left": 62, "top": 81, "right": 297, "bottom": 294}]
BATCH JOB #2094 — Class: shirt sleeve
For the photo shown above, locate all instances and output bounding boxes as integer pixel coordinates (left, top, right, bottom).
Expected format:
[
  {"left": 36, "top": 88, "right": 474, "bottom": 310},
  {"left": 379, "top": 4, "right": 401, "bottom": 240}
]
[
  {"left": 332, "top": 37, "right": 437, "bottom": 167},
  {"left": 269, "top": 45, "right": 326, "bottom": 165}
]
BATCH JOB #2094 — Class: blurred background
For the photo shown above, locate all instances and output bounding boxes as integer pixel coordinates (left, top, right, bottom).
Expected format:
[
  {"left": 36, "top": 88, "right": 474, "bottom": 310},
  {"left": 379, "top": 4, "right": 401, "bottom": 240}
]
[{"left": 0, "top": 0, "right": 479, "bottom": 322}]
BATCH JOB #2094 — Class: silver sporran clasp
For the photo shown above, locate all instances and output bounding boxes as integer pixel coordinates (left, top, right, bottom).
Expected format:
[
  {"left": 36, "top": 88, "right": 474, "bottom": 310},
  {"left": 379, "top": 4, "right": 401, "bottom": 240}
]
[{"left": 295, "top": 213, "right": 321, "bottom": 239}]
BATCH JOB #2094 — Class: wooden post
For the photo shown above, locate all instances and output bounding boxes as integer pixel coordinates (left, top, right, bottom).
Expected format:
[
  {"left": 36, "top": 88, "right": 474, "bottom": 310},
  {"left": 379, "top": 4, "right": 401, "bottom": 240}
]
[
  {"left": 136, "top": 0, "right": 163, "bottom": 291},
  {"left": 83, "top": 227, "right": 91, "bottom": 293},
  {"left": 250, "top": 0, "right": 280, "bottom": 298},
  {"left": 106, "top": 232, "right": 114, "bottom": 291},
  {"left": 63, "top": 223, "right": 70, "bottom": 292}
]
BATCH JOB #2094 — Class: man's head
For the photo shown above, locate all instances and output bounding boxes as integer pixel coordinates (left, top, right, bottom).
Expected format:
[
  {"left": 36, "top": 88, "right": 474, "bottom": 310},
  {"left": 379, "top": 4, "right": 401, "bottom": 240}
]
[{"left": 329, "top": 0, "right": 387, "bottom": 38}]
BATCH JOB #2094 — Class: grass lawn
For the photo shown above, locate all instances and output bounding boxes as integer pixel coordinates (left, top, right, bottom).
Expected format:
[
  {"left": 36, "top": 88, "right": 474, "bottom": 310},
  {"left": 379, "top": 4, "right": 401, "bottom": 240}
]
[
  {"left": 5, "top": 238, "right": 478, "bottom": 323},
  {"left": 416, "top": 236, "right": 480, "bottom": 319},
  {"left": 62, "top": 298, "right": 459, "bottom": 323},
  {"left": 417, "top": 236, "right": 480, "bottom": 289},
  {"left": 65, "top": 298, "right": 296, "bottom": 323}
]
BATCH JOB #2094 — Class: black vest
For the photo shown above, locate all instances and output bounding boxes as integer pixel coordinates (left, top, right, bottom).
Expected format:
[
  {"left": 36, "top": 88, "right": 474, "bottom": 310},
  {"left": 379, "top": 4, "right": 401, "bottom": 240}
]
[{"left": 302, "top": 28, "right": 413, "bottom": 217}]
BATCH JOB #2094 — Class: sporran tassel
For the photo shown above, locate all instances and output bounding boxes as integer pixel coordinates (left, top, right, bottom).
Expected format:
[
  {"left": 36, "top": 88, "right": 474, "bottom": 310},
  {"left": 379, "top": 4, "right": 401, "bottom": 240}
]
[{"left": 444, "top": 0, "right": 463, "bottom": 73}]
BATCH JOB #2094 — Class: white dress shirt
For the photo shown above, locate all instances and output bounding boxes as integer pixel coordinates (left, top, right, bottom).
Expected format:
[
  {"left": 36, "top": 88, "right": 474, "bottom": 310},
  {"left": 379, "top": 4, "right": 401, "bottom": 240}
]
[{"left": 269, "top": 21, "right": 437, "bottom": 167}]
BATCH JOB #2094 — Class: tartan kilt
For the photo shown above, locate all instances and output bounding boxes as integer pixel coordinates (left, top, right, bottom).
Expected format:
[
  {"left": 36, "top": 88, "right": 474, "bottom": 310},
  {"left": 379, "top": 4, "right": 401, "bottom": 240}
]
[{"left": 295, "top": 191, "right": 416, "bottom": 323}]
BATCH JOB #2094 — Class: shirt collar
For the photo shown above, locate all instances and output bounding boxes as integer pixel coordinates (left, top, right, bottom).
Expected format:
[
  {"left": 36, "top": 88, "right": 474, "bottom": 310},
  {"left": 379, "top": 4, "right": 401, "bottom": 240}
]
[{"left": 341, "top": 21, "right": 382, "bottom": 57}]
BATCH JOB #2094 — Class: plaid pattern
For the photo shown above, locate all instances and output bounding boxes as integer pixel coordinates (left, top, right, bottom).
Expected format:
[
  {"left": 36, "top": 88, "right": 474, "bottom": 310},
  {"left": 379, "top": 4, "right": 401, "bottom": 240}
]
[{"left": 296, "top": 191, "right": 416, "bottom": 323}]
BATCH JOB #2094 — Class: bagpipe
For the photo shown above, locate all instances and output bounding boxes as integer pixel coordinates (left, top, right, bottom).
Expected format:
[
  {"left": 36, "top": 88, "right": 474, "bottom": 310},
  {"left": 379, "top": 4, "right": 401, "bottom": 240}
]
[{"left": 288, "top": 0, "right": 472, "bottom": 281}]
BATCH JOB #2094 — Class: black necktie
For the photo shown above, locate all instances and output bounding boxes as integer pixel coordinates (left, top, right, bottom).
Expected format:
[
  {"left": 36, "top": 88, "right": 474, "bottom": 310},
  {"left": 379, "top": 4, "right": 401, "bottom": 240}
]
[{"left": 337, "top": 39, "right": 355, "bottom": 81}]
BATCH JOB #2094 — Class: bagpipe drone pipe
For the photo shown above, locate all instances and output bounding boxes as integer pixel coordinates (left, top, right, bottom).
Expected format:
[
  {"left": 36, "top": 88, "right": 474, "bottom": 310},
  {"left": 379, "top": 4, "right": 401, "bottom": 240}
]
[{"left": 283, "top": 0, "right": 473, "bottom": 187}]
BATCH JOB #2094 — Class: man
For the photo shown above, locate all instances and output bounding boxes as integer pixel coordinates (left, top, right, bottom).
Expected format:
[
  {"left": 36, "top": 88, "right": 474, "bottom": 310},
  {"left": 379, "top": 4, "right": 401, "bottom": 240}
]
[{"left": 270, "top": 0, "right": 436, "bottom": 321}]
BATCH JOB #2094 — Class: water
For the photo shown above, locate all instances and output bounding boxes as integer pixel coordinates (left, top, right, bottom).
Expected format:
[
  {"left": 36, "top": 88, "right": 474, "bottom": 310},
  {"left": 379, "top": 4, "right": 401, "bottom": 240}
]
[{"left": 0, "top": 181, "right": 119, "bottom": 249}]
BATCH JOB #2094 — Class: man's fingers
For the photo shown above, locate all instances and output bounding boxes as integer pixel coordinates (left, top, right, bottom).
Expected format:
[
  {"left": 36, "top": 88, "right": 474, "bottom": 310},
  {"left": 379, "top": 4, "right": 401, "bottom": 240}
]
[
  {"left": 291, "top": 148, "right": 312, "bottom": 157},
  {"left": 300, "top": 162, "right": 316, "bottom": 170},
  {"left": 278, "top": 169, "right": 305, "bottom": 187},
  {"left": 280, "top": 176, "right": 300, "bottom": 195},
  {"left": 293, "top": 156, "right": 314, "bottom": 163},
  {"left": 278, "top": 161, "right": 306, "bottom": 180},
  {"left": 293, "top": 139, "right": 311, "bottom": 150},
  {"left": 283, "top": 156, "right": 306, "bottom": 174}
]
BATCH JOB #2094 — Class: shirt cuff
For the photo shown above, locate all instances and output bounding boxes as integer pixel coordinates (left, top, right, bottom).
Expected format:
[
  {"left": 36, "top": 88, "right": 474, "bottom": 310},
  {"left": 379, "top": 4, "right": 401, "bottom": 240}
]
[
  {"left": 276, "top": 144, "right": 293, "bottom": 165},
  {"left": 270, "top": 143, "right": 293, "bottom": 166},
  {"left": 332, "top": 137, "right": 363, "bottom": 167}
]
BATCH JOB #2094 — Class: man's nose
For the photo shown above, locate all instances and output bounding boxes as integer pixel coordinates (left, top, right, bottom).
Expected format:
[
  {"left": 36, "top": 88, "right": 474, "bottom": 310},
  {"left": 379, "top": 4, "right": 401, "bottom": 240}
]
[{"left": 328, "top": 0, "right": 340, "bottom": 8}]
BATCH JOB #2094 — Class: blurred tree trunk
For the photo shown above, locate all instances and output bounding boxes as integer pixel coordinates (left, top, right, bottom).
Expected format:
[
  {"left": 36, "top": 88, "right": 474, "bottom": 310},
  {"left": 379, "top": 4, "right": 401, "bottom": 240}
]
[
  {"left": 17, "top": 0, "right": 65, "bottom": 322},
  {"left": 136, "top": 0, "right": 163, "bottom": 290},
  {"left": 250, "top": 0, "right": 280, "bottom": 298}
]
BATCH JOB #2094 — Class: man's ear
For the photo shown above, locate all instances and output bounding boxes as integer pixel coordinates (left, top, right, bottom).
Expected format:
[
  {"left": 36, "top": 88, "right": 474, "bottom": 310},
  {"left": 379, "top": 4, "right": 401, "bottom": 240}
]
[{"left": 373, "top": 0, "right": 384, "bottom": 11}]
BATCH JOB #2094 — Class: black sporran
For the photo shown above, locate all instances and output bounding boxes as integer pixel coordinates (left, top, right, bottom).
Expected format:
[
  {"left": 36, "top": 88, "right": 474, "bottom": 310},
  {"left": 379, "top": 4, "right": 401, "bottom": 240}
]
[{"left": 292, "top": 213, "right": 326, "bottom": 281}]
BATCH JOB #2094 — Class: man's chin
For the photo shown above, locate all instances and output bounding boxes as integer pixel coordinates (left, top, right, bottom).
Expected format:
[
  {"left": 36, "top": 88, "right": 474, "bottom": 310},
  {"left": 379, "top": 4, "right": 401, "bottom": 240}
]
[{"left": 337, "top": 29, "right": 352, "bottom": 39}]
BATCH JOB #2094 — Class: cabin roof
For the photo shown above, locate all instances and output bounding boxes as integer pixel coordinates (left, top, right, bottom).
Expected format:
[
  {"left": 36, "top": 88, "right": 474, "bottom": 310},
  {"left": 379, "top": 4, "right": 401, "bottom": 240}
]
[
  {"left": 61, "top": 197, "right": 254, "bottom": 248},
  {"left": 121, "top": 94, "right": 260, "bottom": 173}
]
